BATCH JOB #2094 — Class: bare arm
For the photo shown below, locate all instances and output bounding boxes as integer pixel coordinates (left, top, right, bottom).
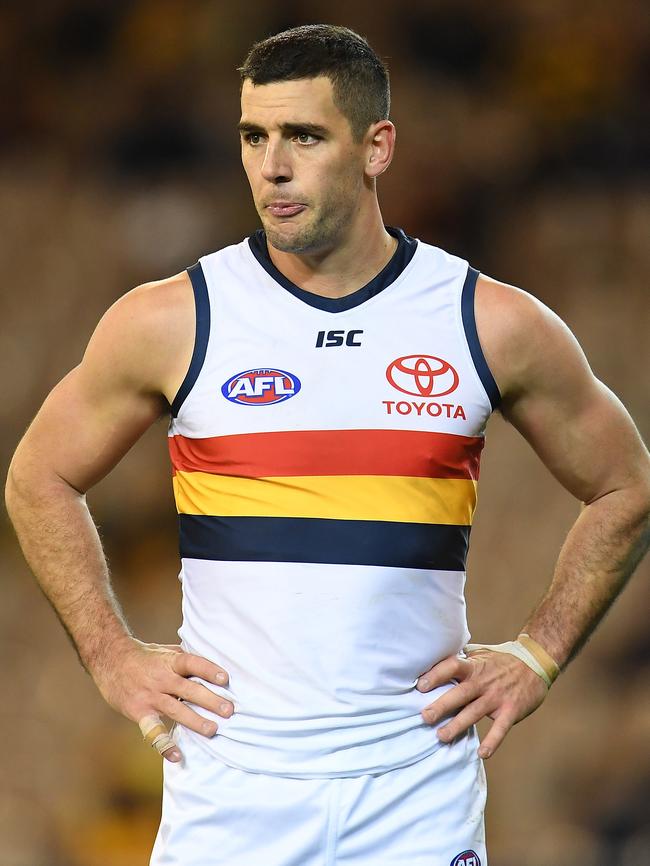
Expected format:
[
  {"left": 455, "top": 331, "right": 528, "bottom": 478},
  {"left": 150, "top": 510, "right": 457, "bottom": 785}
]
[
  {"left": 492, "top": 277, "right": 650, "bottom": 666},
  {"left": 416, "top": 275, "right": 650, "bottom": 757},
  {"left": 6, "top": 362, "right": 163, "bottom": 676},
  {"left": 5, "top": 275, "right": 233, "bottom": 761}
]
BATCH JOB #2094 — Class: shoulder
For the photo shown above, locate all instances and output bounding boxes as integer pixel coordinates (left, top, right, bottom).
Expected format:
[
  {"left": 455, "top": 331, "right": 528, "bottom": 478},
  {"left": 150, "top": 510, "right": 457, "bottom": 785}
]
[
  {"left": 472, "top": 273, "right": 650, "bottom": 504},
  {"left": 105, "top": 271, "right": 194, "bottom": 340},
  {"left": 81, "top": 270, "right": 195, "bottom": 404},
  {"left": 473, "top": 273, "right": 595, "bottom": 410}
]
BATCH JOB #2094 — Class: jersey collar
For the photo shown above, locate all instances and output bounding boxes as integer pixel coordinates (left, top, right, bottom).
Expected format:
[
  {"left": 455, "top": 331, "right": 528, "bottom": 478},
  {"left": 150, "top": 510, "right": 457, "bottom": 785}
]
[{"left": 247, "top": 225, "right": 418, "bottom": 312}]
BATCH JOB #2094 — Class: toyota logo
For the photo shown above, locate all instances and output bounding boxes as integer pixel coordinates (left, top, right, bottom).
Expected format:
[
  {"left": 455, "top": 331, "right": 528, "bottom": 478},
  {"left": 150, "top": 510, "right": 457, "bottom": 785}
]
[{"left": 386, "top": 354, "right": 459, "bottom": 397}]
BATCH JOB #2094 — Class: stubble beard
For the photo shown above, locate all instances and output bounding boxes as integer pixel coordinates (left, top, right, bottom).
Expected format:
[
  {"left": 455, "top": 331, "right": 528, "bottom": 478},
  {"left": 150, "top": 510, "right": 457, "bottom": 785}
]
[{"left": 260, "top": 180, "right": 360, "bottom": 255}]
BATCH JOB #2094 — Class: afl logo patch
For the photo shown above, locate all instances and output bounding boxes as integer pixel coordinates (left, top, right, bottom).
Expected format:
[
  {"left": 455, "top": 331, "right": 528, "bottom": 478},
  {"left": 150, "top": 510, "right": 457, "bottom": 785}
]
[
  {"left": 221, "top": 368, "right": 301, "bottom": 406},
  {"left": 386, "top": 354, "right": 459, "bottom": 398},
  {"left": 450, "top": 852, "right": 481, "bottom": 866}
]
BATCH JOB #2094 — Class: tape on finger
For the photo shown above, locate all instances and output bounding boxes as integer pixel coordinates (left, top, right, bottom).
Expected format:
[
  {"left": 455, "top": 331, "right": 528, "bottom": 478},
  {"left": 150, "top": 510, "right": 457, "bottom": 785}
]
[
  {"left": 138, "top": 714, "right": 177, "bottom": 755},
  {"left": 464, "top": 633, "right": 560, "bottom": 689}
]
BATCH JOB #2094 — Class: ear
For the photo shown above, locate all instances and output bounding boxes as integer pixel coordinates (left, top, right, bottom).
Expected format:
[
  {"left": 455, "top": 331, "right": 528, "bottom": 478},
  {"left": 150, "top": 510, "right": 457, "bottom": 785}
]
[{"left": 364, "top": 120, "right": 396, "bottom": 179}]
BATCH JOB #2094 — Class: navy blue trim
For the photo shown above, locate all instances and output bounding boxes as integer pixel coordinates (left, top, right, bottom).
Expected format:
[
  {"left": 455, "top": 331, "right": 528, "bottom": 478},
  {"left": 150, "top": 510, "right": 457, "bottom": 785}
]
[
  {"left": 170, "top": 263, "right": 211, "bottom": 417},
  {"left": 461, "top": 266, "right": 501, "bottom": 411},
  {"left": 247, "top": 226, "right": 418, "bottom": 313},
  {"left": 179, "top": 515, "right": 470, "bottom": 571}
]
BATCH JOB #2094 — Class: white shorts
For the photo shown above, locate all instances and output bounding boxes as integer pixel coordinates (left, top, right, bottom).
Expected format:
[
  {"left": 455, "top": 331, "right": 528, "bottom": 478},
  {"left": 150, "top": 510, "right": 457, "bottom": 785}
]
[{"left": 150, "top": 725, "right": 487, "bottom": 866}]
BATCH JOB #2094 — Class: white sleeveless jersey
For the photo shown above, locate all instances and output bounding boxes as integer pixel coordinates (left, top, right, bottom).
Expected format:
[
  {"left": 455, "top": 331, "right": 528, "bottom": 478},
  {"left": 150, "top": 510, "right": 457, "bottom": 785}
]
[{"left": 167, "top": 226, "right": 500, "bottom": 778}]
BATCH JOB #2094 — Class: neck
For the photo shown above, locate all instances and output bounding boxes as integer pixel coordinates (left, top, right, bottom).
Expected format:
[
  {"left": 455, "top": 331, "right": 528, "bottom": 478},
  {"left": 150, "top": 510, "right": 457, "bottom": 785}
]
[{"left": 265, "top": 207, "right": 398, "bottom": 299}]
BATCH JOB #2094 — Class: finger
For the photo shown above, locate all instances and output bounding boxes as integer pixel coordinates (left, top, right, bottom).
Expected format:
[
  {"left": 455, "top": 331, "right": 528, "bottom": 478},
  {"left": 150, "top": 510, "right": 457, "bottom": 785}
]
[
  {"left": 175, "top": 677, "right": 234, "bottom": 718},
  {"left": 477, "top": 711, "right": 515, "bottom": 760},
  {"left": 416, "top": 655, "right": 473, "bottom": 691},
  {"left": 173, "top": 652, "right": 229, "bottom": 686},
  {"left": 436, "top": 697, "right": 493, "bottom": 743},
  {"left": 421, "top": 680, "right": 479, "bottom": 724},
  {"left": 138, "top": 714, "right": 182, "bottom": 763},
  {"left": 159, "top": 693, "right": 219, "bottom": 738}
]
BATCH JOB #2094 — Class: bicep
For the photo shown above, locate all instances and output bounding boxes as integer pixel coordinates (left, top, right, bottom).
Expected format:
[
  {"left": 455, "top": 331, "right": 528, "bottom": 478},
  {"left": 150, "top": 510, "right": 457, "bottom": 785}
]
[
  {"left": 503, "top": 371, "right": 647, "bottom": 504},
  {"left": 477, "top": 276, "right": 649, "bottom": 504},
  {"left": 9, "top": 286, "right": 178, "bottom": 494},
  {"left": 15, "top": 363, "right": 165, "bottom": 494}
]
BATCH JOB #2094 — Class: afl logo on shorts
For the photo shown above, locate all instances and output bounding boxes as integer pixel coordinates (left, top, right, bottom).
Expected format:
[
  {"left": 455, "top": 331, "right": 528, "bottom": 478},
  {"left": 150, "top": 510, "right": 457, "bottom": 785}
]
[
  {"left": 386, "top": 355, "right": 459, "bottom": 398},
  {"left": 450, "top": 851, "right": 481, "bottom": 866},
  {"left": 222, "top": 368, "right": 301, "bottom": 406}
]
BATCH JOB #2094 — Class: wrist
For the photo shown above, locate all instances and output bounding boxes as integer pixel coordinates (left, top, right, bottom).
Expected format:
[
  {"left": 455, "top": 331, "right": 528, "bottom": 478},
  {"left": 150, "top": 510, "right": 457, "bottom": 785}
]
[
  {"left": 82, "top": 628, "right": 136, "bottom": 680},
  {"left": 465, "top": 635, "right": 560, "bottom": 688},
  {"left": 516, "top": 633, "right": 560, "bottom": 686}
]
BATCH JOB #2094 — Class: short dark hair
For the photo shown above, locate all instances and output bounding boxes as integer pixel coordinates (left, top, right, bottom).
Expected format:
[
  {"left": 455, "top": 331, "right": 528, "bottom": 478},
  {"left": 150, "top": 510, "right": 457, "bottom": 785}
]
[{"left": 238, "top": 24, "right": 390, "bottom": 142}]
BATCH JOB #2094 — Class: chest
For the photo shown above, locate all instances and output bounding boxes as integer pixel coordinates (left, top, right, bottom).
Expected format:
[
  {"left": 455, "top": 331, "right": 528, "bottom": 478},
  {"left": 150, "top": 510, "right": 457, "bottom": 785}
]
[{"left": 181, "top": 310, "right": 487, "bottom": 439}]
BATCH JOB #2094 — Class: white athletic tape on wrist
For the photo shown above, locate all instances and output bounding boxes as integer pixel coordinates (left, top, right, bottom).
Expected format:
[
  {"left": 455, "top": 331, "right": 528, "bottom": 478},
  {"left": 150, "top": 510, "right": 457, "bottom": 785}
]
[
  {"left": 517, "top": 633, "right": 561, "bottom": 684},
  {"left": 464, "top": 639, "right": 556, "bottom": 688}
]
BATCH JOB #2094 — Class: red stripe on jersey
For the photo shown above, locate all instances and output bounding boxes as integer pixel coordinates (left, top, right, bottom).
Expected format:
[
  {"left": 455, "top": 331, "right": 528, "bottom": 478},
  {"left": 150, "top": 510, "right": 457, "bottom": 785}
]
[{"left": 169, "top": 429, "right": 483, "bottom": 480}]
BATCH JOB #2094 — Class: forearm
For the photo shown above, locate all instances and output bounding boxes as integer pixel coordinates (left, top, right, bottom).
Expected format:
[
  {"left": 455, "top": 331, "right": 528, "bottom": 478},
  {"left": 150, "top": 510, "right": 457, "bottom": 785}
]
[
  {"left": 523, "top": 485, "right": 650, "bottom": 669},
  {"left": 5, "top": 465, "right": 134, "bottom": 678}
]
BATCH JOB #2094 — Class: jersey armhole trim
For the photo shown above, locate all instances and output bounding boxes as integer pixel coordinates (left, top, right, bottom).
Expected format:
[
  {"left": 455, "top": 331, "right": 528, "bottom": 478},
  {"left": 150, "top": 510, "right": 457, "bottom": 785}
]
[
  {"left": 170, "top": 262, "right": 211, "bottom": 418},
  {"left": 461, "top": 266, "right": 501, "bottom": 411}
]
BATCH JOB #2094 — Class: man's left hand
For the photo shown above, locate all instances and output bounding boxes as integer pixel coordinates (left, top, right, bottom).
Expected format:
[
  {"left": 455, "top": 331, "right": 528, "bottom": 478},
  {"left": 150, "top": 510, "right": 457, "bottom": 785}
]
[{"left": 416, "top": 649, "right": 548, "bottom": 759}]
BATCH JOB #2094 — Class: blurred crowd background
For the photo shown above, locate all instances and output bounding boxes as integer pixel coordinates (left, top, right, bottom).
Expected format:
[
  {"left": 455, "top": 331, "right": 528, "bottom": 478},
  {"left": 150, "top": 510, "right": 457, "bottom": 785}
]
[{"left": 1, "top": 1, "right": 649, "bottom": 864}]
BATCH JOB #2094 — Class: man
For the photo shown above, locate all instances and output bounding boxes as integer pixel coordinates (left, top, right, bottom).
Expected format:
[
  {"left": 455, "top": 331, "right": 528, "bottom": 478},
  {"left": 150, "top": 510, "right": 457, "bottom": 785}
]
[{"left": 6, "top": 23, "right": 650, "bottom": 866}]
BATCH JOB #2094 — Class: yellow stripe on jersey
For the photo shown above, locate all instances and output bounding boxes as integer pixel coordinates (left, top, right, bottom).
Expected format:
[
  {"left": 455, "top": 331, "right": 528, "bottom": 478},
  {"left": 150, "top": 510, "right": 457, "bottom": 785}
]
[{"left": 173, "top": 472, "right": 477, "bottom": 526}]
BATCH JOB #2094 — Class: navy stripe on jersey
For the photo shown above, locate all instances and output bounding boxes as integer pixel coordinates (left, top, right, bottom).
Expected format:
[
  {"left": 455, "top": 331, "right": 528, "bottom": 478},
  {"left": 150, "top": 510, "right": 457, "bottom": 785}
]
[
  {"left": 170, "top": 263, "right": 211, "bottom": 417},
  {"left": 461, "top": 266, "right": 501, "bottom": 411},
  {"left": 248, "top": 225, "right": 418, "bottom": 313},
  {"left": 179, "top": 514, "right": 470, "bottom": 571}
]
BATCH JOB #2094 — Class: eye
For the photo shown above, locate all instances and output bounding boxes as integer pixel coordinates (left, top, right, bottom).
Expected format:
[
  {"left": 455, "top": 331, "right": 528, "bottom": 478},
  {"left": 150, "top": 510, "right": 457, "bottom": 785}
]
[
  {"left": 295, "top": 132, "right": 319, "bottom": 145},
  {"left": 243, "top": 132, "right": 263, "bottom": 146}
]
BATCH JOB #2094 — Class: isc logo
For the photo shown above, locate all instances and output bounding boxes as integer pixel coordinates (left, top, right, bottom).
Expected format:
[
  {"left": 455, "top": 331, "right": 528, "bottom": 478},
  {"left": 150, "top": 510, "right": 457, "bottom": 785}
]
[
  {"left": 221, "top": 368, "right": 301, "bottom": 406},
  {"left": 315, "top": 329, "right": 363, "bottom": 347},
  {"left": 450, "top": 851, "right": 481, "bottom": 866}
]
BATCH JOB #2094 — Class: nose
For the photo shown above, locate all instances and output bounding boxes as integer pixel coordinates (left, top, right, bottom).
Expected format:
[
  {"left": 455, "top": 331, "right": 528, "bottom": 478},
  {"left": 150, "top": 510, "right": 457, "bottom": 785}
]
[{"left": 260, "top": 139, "right": 292, "bottom": 183}]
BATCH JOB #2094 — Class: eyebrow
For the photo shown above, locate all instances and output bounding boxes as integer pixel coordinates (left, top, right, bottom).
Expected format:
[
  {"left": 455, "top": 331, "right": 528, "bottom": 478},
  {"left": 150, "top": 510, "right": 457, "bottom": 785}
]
[{"left": 237, "top": 121, "right": 329, "bottom": 137}]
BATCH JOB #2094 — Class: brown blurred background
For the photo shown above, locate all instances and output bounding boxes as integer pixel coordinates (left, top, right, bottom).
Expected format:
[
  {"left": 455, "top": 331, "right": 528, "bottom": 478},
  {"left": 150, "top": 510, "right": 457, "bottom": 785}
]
[{"left": 1, "top": 1, "right": 649, "bottom": 864}]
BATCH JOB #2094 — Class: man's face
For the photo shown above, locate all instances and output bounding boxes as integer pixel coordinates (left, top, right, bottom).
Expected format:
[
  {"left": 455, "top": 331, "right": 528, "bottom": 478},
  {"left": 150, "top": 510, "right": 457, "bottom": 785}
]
[{"left": 239, "top": 76, "right": 367, "bottom": 254}]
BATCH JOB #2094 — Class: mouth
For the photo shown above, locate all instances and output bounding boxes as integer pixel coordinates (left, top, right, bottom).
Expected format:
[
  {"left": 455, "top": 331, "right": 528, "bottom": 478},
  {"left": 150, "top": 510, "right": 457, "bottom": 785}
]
[{"left": 265, "top": 202, "right": 306, "bottom": 218}]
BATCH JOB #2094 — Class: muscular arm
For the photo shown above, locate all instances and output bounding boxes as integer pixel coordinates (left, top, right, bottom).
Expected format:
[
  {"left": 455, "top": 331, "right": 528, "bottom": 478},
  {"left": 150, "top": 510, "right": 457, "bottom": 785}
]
[
  {"left": 489, "top": 277, "right": 650, "bottom": 666},
  {"left": 5, "top": 275, "right": 233, "bottom": 760},
  {"left": 7, "top": 365, "right": 161, "bottom": 676},
  {"left": 417, "top": 275, "right": 650, "bottom": 756}
]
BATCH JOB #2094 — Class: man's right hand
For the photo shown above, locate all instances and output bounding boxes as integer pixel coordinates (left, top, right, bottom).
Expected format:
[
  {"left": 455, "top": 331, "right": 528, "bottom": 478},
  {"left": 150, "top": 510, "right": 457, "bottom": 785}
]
[{"left": 93, "top": 638, "right": 234, "bottom": 762}]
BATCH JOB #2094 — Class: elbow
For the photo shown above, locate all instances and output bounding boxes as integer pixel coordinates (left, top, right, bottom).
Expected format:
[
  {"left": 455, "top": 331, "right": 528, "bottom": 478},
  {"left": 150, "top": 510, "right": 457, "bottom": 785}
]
[
  {"left": 587, "top": 471, "right": 650, "bottom": 541},
  {"left": 617, "top": 453, "right": 650, "bottom": 522},
  {"left": 628, "top": 474, "right": 650, "bottom": 542},
  {"left": 626, "top": 473, "right": 650, "bottom": 515},
  {"left": 636, "top": 463, "right": 650, "bottom": 519},
  {"left": 640, "top": 487, "right": 650, "bottom": 533},
  {"left": 636, "top": 489, "right": 650, "bottom": 559},
  {"left": 6, "top": 447, "right": 83, "bottom": 522},
  {"left": 5, "top": 449, "right": 56, "bottom": 520},
  {"left": 5, "top": 453, "right": 32, "bottom": 522},
  {"left": 5, "top": 457, "right": 20, "bottom": 517}
]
